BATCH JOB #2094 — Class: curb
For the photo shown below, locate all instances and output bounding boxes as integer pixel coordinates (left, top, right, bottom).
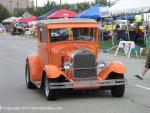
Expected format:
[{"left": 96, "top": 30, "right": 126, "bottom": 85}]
[{"left": 99, "top": 49, "right": 146, "bottom": 59}]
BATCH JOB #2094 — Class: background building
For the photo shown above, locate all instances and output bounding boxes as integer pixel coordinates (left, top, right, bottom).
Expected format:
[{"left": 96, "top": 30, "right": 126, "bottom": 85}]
[{"left": 0, "top": 0, "right": 34, "bottom": 14}]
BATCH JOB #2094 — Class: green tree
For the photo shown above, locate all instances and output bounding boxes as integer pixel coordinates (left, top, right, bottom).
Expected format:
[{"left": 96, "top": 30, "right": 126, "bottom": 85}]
[
  {"left": 13, "top": 1, "right": 104, "bottom": 18},
  {"left": 75, "top": 2, "right": 92, "bottom": 12},
  {"left": 0, "top": 4, "right": 10, "bottom": 22},
  {"left": 27, "top": 7, "right": 36, "bottom": 16},
  {"left": 36, "top": 1, "right": 94, "bottom": 16},
  {"left": 95, "top": 0, "right": 107, "bottom": 5},
  {"left": 14, "top": 8, "right": 26, "bottom": 17}
]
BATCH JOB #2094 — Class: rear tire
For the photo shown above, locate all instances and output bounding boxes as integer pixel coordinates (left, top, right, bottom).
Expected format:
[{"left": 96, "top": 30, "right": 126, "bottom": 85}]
[
  {"left": 25, "top": 60, "right": 37, "bottom": 89},
  {"left": 44, "top": 76, "right": 57, "bottom": 101},
  {"left": 110, "top": 74, "right": 125, "bottom": 97}
]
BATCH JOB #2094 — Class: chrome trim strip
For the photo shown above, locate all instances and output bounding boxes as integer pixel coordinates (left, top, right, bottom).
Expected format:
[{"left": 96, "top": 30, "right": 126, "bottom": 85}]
[{"left": 49, "top": 79, "right": 127, "bottom": 89}]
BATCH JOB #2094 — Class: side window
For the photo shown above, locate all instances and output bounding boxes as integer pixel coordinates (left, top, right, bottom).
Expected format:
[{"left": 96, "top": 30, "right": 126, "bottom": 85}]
[
  {"left": 50, "top": 29, "right": 69, "bottom": 42},
  {"left": 40, "top": 28, "right": 47, "bottom": 43}
]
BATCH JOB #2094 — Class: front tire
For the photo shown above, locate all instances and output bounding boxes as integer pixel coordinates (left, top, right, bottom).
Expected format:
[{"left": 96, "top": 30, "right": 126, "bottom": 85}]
[
  {"left": 44, "top": 76, "right": 57, "bottom": 101},
  {"left": 110, "top": 74, "right": 125, "bottom": 97},
  {"left": 25, "top": 60, "right": 37, "bottom": 89}
]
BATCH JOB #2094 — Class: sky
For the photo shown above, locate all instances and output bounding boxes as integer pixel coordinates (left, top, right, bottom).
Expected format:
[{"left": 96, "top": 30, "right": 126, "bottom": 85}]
[{"left": 34, "top": 0, "right": 117, "bottom": 6}]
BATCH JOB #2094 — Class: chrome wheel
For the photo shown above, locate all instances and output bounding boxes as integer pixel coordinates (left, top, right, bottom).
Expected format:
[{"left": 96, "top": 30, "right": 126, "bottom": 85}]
[{"left": 44, "top": 76, "right": 57, "bottom": 101}]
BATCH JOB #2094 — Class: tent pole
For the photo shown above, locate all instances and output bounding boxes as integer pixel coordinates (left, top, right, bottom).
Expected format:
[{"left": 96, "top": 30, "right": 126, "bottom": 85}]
[
  {"left": 144, "top": 13, "right": 148, "bottom": 43},
  {"left": 110, "top": 14, "right": 115, "bottom": 45},
  {"left": 126, "top": 15, "right": 130, "bottom": 41},
  {"left": 101, "top": 18, "right": 104, "bottom": 41}
]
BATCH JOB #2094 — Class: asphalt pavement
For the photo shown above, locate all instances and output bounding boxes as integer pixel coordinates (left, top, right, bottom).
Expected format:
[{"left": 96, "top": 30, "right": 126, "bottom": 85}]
[{"left": 0, "top": 33, "right": 150, "bottom": 113}]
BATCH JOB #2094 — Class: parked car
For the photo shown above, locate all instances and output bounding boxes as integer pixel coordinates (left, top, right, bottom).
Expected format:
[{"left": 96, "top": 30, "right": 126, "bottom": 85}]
[
  {"left": 25, "top": 18, "right": 127, "bottom": 100},
  {"left": 9, "top": 23, "right": 24, "bottom": 35},
  {"left": 0, "top": 23, "right": 5, "bottom": 33}
]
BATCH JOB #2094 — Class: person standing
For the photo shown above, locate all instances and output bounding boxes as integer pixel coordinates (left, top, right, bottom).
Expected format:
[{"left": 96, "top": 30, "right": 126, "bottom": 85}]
[
  {"left": 135, "top": 15, "right": 142, "bottom": 27},
  {"left": 97, "top": 18, "right": 103, "bottom": 41},
  {"left": 135, "top": 25, "right": 150, "bottom": 80}
]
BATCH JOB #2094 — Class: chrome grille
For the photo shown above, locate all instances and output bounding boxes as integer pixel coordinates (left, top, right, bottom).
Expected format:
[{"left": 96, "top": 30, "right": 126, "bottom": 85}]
[{"left": 72, "top": 50, "right": 96, "bottom": 80}]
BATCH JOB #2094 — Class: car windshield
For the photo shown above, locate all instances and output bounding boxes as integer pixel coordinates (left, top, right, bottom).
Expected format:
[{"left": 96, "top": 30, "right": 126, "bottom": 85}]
[{"left": 50, "top": 28, "right": 96, "bottom": 42}]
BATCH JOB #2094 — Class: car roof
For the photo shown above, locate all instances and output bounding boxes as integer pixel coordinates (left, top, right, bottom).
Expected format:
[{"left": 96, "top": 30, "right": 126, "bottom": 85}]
[{"left": 38, "top": 18, "right": 97, "bottom": 25}]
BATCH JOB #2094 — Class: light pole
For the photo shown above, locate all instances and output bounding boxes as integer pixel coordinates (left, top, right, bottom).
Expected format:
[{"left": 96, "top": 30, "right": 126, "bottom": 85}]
[
  {"left": 26, "top": 0, "right": 29, "bottom": 9},
  {"left": 32, "top": 0, "right": 34, "bottom": 8},
  {"left": 16, "top": 0, "right": 19, "bottom": 9},
  {"left": 36, "top": 0, "right": 38, "bottom": 15},
  {"left": 36, "top": 0, "right": 37, "bottom": 10},
  {"left": 60, "top": 0, "right": 62, "bottom": 6},
  {"left": 9, "top": 0, "right": 13, "bottom": 15}
]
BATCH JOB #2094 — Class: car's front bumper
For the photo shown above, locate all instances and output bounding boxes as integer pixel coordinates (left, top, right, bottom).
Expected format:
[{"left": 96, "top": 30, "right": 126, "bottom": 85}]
[{"left": 49, "top": 79, "right": 127, "bottom": 89}]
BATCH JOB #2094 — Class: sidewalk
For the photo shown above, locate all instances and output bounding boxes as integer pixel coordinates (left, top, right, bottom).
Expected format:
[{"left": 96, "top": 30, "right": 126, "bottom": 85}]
[
  {"left": 0, "top": 32, "right": 7, "bottom": 35},
  {"left": 99, "top": 48, "right": 146, "bottom": 59}
]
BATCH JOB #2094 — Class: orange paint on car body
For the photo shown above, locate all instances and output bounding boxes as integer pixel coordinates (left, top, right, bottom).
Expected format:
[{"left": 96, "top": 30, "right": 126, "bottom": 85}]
[
  {"left": 98, "top": 61, "right": 126, "bottom": 80},
  {"left": 26, "top": 18, "right": 126, "bottom": 90},
  {"left": 27, "top": 55, "right": 42, "bottom": 81}
]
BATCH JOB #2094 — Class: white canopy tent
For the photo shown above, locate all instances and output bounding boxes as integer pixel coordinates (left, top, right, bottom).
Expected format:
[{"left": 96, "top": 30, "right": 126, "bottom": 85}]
[
  {"left": 2, "top": 17, "right": 18, "bottom": 23},
  {"left": 110, "top": 0, "right": 149, "bottom": 54},
  {"left": 110, "top": 0, "right": 150, "bottom": 15}
]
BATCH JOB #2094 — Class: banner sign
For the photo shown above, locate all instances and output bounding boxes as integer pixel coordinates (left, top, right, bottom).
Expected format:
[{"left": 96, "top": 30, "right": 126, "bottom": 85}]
[{"left": 114, "top": 41, "right": 138, "bottom": 58}]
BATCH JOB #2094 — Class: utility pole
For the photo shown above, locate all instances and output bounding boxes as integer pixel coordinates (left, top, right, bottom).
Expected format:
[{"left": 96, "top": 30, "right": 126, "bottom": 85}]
[
  {"left": 32, "top": 0, "right": 34, "bottom": 8},
  {"left": 16, "top": 0, "right": 19, "bottom": 16},
  {"left": 60, "top": 0, "right": 62, "bottom": 6},
  {"left": 16, "top": 0, "right": 19, "bottom": 9},
  {"left": 9, "top": 0, "right": 13, "bottom": 15},
  {"left": 36, "top": 0, "right": 37, "bottom": 10},
  {"left": 109, "top": 0, "right": 110, "bottom": 7},
  {"left": 36, "top": 0, "right": 38, "bottom": 16},
  {"left": 26, "top": 0, "right": 29, "bottom": 9}
]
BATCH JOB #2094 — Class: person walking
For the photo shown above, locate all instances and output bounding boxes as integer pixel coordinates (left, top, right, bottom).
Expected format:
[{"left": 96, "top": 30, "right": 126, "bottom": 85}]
[{"left": 135, "top": 25, "right": 150, "bottom": 80}]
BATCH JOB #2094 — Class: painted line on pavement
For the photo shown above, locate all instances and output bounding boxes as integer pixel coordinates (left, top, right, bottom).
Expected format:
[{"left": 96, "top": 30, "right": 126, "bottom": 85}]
[
  {"left": 30, "top": 51, "right": 37, "bottom": 55},
  {"left": 10, "top": 44, "right": 17, "bottom": 48},
  {"left": 135, "top": 84, "right": 150, "bottom": 91}
]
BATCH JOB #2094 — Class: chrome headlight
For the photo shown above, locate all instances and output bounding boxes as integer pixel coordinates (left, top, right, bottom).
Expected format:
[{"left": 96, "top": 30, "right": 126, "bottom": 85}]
[
  {"left": 97, "top": 59, "right": 107, "bottom": 69},
  {"left": 63, "top": 61, "right": 72, "bottom": 70}
]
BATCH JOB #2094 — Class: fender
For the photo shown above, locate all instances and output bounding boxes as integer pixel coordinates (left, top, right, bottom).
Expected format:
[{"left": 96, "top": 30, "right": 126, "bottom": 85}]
[
  {"left": 44, "top": 65, "right": 71, "bottom": 81},
  {"left": 98, "top": 61, "right": 126, "bottom": 80},
  {"left": 27, "top": 55, "right": 42, "bottom": 81}
]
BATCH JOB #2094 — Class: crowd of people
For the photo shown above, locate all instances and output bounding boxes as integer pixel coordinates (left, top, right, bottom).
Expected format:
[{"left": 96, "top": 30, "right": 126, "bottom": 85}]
[
  {"left": 97, "top": 16, "right": 150, "bottom": 80},
  {"left": 99, "top": 16, "right": 146, "bottom": 47}
]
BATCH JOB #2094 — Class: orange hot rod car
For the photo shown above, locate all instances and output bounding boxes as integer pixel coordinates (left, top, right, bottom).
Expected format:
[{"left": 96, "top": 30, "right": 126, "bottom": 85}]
[{"left": 25, "top": 18, "right": 127, "bottom": 100}]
